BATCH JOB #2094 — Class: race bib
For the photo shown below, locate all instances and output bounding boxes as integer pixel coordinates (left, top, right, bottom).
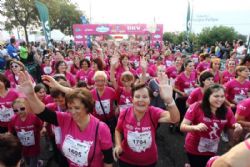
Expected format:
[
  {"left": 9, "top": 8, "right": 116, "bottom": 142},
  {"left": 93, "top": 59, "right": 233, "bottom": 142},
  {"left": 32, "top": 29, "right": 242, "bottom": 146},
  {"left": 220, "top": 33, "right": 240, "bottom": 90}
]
[
  {"left": 85, "top": 56, "right": 90, "bottom": 61},
  {"left": 53, "top": 126, "right": 62, "bottom": 145},
  {"left": 127, "top": 130, "right": 152, "bottom": 153},
  {"left": 134, "top": 61, "right": 139, "bottom": 68},
  {"left": 0, "top": 107, "right": 14, "bottom": 122},
  {"left": 198, "top": 137, "right": 219, "bottom": 153},
  {"left": 165, "top": 60, "right": 172, "bottom": 67},
  {"left": 184, "top": 87, "right": 194, "bottom": 95},
  {"left": 43, "top": 66, "right": 52, "bottom": 74},
  {"left": 62, "top": 135, "right": 92, "bottom": 166},
  {"left": 95, "top": 99, "right": 110, "bottom": 115},
  {"left": 193, "top": 57, "right": 199, "bottom": 63},
  {"left": 234, "top": 94, "right": 247, "bottom": 103},
  {"left": 17, "top": 130, "right": 35, "bottom": 146}
]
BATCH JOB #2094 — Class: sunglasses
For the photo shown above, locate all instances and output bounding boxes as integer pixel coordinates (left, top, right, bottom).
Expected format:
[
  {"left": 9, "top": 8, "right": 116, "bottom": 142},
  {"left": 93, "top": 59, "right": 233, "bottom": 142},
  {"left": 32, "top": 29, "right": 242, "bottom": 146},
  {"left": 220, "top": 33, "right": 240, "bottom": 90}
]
[
  {"left": 11, "top": 65, "right": 19, "bottom": 68},
  {"left": 13, "top": 107, "right": 25, "bottom": 113}
]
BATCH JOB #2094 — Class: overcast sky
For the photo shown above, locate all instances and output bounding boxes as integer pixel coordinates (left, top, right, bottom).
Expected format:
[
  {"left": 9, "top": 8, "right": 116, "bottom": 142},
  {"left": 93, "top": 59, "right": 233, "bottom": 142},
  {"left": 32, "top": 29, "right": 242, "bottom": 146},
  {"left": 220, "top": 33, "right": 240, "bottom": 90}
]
[{"left": 72, "top": 0, "right": 250, "bottom": 35}]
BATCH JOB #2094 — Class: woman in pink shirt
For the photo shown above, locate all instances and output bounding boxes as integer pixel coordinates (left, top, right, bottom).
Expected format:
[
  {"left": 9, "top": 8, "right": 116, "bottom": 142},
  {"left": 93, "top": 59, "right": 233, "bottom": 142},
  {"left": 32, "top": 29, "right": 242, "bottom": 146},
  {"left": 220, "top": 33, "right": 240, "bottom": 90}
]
[
  {"left": 110, "top": 56, "right": 134, "bottom": 113},
  {"left": 166, "top": 56, "right": 183, "bottom": 79},
  {"left": 113, "top": 75, "right": 180, "bottom": 166},
  {"left": 221, "top": 59, "right": 236, "bottom": 84},
  {"left": 180, "top": 84, "right": 242, "bottom": 167},
  {"left": 224, "top": 66, "right": 250, "bottom": 109},
  {"left": 70, "top": 56, "right": 81, "bottom": 76},
  {"left": 235, "top": 98, "right": 250, "bottom": 138},
  {"left": 0, "top": 73, "right": 19, "bottom": 133},
  {"left": 207, "top": 58, "right": 221, "bottom": 84},
  {"left": 8, "top": 60, "right": 34, "bottom": 88},
  {"left": 40, "top": 54, "right": 53, "bottom": 75},
  {"left": 17, "top": 74, "right": 114, "bottom": 167},
  {"left": 9, "top": 98, "right": 42, "bottom": 167},
  {"left": 90, "top": 71, "right": 117, "bottom": 134},
  {"left": 174, "top": 60, "right": 197, "bottom": 124},
  {"left": 186, "top": 71, "right": 214, "bottom": 107},
  {"left": 75, "top": 59, "right": 91, "bottom": 84},
  {"left": 196, "top": 53, "right": 211, "bottom": 76},
  {"left": 54, "top": 61, "right": 76, "bottom": 87}
]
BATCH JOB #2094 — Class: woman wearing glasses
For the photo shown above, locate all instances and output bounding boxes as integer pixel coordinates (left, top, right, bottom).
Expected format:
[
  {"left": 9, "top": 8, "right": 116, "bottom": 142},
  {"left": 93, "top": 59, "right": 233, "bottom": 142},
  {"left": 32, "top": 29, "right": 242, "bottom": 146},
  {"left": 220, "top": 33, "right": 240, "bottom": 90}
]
[
  {"left": 9, "top": 98, "right": 43, "bottom": 167},
  {"left": 8, "top": 60, "right": 34, "bottom": 88}
]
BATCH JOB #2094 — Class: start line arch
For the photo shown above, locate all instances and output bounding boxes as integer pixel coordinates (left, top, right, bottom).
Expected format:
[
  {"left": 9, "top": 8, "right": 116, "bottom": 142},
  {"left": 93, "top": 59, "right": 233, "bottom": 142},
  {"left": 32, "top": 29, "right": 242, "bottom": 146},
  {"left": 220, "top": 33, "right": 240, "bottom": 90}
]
[{"left": 73, "top": 24, "right": 163, "bottom": 45}]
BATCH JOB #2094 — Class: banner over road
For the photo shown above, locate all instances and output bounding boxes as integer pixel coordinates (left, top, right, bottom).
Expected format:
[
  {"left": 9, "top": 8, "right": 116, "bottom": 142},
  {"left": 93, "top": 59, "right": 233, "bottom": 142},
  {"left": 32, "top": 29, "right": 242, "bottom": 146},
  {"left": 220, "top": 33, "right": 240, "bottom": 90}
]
[{"left": 73, "top": 24, "right": 163, "bottom": 45}]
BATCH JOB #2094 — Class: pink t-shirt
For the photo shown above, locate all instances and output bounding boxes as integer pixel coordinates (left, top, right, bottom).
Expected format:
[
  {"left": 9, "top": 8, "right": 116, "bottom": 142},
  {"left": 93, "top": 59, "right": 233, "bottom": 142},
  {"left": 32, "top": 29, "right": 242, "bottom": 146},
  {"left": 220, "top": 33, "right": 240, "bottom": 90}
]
[
  {"left": 221, "top": 70, "right": 235, "bottom": 84},
  {"left": 116, "top": 65, "right": 136, "bottom": 86},
  {"left": 43, "top": 95, "right": 54, "bottom": 105},
  {"left": 115, "top": 87, "right": 132, "bottom": 111},
  {"left": 0, "top": 89, "right": 19, "bottom": 127},
  {"left": 175, "top": 72, "right": 197, "bottom": 93},
  {"left": 8, "top": 113, "right": 42, "bottom": 157},
  {"left": 135, "top": 66, "right": 155, "bottom": 78},
  {"left": 116, "top": 106, "right": 164, "bottom": 165},
  {"left": 213, "top": 70, "right": 220, "bottom": 84},
  {"left": 224, "top": 79, "right": 250, "bottom": 103},
  {"left": 56, "top": 113, "right": 112, "bottom": 167},
  {"left": 65, "top": 72, "right": 76, "bottom": 87},
  {"left": 236, "top": 98, "right": 250, "bottom": 122},
  {"left": 184, "top": 103, "right": 235, "bottom": 156},
  {"left": 197, "top": 61, "right": 210, "bottom": 73},
  {"left": 186, "top": 87, "right": 203, "bottom": 105},
  {"left": 70, "top": 65, "right": 80, "bottom": 76},
  {"left": 166, "top": 66, "right": 178, "bottom": 79},
  {"left": 91, "top": 87, "right": 116, "bottom": 121},
  {"left": 76, "top": 69, "right": 90, "bottom": 82}
]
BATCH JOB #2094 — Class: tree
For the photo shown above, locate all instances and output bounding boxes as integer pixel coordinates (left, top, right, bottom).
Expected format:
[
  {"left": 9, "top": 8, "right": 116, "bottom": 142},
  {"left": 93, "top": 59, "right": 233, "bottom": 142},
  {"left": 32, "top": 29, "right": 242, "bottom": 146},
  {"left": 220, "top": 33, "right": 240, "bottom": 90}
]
[
  {"left": 41, "top": 0, "right": 83, "bottom": 35},
  {"left": 1, "top": 0, "right": 38, "bottom": 43},
  {"left": 197, "top": 26, "right": 238, "bottom": 46}
]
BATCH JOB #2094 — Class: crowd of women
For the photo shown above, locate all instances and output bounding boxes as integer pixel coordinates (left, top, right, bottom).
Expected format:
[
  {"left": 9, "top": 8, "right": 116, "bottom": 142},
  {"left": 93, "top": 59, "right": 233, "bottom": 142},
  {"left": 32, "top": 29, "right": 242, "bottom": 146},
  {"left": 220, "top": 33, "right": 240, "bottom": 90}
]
[{"left": 0, "top": 38, "right": 249, "bottom": 167}]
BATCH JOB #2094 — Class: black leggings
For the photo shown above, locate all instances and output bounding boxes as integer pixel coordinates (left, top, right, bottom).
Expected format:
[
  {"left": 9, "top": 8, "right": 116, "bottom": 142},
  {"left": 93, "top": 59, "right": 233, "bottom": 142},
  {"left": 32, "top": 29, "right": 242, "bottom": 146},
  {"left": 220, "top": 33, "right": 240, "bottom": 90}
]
[
  {"left": 119, "top": 160, "right": 156, "bottom": 167},
  {"left": 186, "top": 152, "right": 212, "bottom": 167}
]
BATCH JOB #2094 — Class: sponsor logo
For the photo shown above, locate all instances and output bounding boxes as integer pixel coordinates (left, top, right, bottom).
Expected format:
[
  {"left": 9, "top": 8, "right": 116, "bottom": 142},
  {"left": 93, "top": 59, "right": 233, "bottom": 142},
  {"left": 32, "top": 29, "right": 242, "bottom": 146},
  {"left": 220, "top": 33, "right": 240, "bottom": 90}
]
[
  {"left": 96, "top": 26, "right": 110, "bottom": 33},
  {"left": 75, "top": 35, "right": 83, "bottom": 39},
  {"left": 154, "top": 34, "right": 161, "bottom": 39}
]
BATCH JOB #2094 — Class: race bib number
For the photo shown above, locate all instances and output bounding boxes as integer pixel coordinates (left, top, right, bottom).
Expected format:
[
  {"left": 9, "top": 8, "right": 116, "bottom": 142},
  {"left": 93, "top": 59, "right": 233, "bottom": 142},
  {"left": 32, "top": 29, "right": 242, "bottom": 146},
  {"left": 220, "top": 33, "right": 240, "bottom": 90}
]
[
  {"left": 43, "top": 66, "right": 52, "bottom": 74},
  {"left": 198, "top": 137, "right": 219, "bottom": 153},
  {"left": 17, "top": 130, "right": 35, "bottom": 146},
  {"left": 165, "top": 60, "right": 172, "bottom": 67},
  {"left": 234, "top": 94, "right": 247, "bottom": 103},
  {"left": 62, "top": 135, "right": 92, "bottom": 166},
  {"left": 184, "top": 87, "right": 194, "bottom": 95},
  {"left": 0, "top": 107, "right": 14, "bottom": 122},
  {"left": 95, "top": 99, "right": 110, "bottom": 115},
  {"left": 127, "top": 130, "right": 152, "bottom": 152}
]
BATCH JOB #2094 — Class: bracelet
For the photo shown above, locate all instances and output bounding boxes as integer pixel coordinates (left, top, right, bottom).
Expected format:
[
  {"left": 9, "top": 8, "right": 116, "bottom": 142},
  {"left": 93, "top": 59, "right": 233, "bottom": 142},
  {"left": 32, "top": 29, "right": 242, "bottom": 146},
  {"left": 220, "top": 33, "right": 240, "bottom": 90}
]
[{"left": 165, "top": 99, "right": 176, "bottom": 107}]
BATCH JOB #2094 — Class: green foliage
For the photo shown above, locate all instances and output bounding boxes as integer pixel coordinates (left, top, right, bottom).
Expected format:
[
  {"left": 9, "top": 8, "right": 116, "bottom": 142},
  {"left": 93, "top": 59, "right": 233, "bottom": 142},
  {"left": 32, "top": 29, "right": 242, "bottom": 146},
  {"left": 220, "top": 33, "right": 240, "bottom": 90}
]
[
  {"left": 197, "top": 26, "right": 238, "bottom": 46},
  {"left": 40, "top": 0, "right": 83, "bottom": 35},
  {"left": 1, "top": 0, "right": 38, "bottom": 42}
]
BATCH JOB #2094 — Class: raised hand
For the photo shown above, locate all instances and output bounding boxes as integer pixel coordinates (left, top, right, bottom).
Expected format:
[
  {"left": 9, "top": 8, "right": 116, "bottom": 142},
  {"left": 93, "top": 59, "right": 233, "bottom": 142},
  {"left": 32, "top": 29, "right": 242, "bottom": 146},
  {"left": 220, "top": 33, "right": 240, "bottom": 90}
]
[
  {"left": 110, "top": 54, "right": 120, "bottom": 67},
  {"left": 158, "top": 74, "right": 173, "bottom": 103},
  {"left": 17, "top": 71, "right": 35, "bottom": 96},
  {"left": 193, "top": 123, "right": 208, "bottom": 132},
  {"left": 140, "top": 57, "right": 148, "bottom": 72},
  {"left": 42, "top": 75, "right": 60, "bottom": 88}
]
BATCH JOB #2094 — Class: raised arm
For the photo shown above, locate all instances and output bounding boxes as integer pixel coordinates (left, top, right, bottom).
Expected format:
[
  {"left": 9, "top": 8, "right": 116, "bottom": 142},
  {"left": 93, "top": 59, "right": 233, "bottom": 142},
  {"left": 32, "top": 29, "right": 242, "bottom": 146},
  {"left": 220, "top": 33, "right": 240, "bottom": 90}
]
[{"left": 157, "top": 74, "right": 180, "bottom": 124}]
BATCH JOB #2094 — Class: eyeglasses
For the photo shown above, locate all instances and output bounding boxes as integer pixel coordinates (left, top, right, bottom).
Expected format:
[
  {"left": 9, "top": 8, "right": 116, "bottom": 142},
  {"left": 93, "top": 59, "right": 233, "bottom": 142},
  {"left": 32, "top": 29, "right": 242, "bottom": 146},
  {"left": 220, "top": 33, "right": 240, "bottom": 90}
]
[
  {"left": 13, "top": 107, "right": 25, "bottom": 113},
  {"left": 11, "top": 65, "right": 19, "bottom": 69}
]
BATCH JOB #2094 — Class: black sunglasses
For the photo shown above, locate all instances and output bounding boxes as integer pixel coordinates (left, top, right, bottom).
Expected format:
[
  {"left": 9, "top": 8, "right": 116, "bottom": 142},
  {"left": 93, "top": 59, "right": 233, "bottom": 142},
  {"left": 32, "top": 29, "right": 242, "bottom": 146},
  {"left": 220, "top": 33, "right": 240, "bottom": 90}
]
[{"left": 13, "top": 107, "right": 26, "bottom": 113}]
